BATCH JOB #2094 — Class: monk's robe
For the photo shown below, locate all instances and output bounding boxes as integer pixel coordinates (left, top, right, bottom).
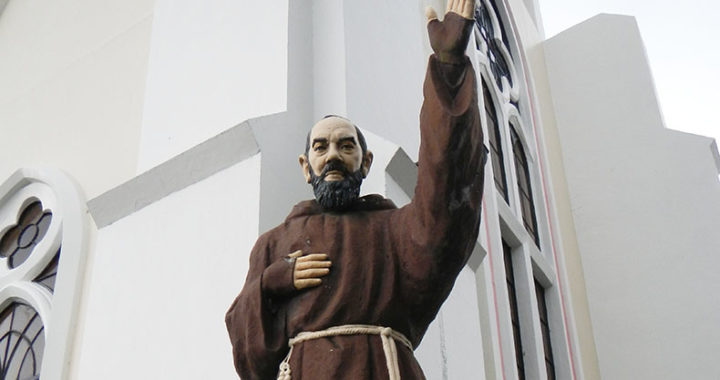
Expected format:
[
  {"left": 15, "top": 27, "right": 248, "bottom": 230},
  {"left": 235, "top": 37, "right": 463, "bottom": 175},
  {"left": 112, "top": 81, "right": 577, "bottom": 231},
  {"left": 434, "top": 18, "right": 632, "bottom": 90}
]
[{"left": 226, "top": 53, "right": 487, "bottom": 380}]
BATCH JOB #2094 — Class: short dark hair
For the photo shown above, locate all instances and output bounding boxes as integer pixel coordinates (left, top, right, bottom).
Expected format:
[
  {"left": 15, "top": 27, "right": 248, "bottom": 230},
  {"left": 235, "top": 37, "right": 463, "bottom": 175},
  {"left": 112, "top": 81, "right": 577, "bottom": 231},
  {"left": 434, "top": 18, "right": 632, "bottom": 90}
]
[{"left": 305, "top": 115, "right": 368, "bottom": 157}]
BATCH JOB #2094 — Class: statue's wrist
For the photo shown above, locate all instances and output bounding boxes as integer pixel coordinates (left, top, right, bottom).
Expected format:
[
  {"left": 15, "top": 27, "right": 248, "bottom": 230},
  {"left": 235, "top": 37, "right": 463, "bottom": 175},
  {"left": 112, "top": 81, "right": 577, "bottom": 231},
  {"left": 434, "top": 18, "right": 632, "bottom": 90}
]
[
  {"left": 435, "top": 52, "right": 466, "bottom": 65},
  {"left": 261, "top": 257, "right": 297, "bottom": 297}
]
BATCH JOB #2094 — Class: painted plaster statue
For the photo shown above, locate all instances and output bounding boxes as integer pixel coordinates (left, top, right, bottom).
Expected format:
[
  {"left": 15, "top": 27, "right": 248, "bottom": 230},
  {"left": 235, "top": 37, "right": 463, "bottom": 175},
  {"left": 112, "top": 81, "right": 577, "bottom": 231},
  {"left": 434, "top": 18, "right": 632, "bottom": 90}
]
[{"left": 226, "top": 1, "right": 487, "bottom": 379}]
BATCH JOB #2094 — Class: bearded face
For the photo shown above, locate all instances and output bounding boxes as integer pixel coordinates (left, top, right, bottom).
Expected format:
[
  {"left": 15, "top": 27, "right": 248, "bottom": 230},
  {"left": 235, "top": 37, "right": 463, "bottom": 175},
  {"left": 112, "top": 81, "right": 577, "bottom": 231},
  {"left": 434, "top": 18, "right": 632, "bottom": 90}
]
[
  {"left": 300, "top": 116, "right": 373, "bottom": 212},
  {"left": 309, "top": 160, "right": 364, "bottom": 211}
]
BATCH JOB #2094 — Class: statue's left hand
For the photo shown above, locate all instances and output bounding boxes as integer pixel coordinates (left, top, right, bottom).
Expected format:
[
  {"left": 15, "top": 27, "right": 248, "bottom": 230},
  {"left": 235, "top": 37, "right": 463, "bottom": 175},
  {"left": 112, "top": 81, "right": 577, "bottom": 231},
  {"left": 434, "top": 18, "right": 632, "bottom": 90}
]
[{"left": 426, "top": 0, "right": 476, "bottom": 64}]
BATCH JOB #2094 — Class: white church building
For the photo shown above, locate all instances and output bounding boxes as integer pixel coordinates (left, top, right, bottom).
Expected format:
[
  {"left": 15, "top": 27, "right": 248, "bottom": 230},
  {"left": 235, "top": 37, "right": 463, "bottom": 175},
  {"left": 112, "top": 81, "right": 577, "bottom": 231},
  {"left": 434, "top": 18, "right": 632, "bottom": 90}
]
[{"left": 0, "top": 0, "right": 719, "bottom": 379}]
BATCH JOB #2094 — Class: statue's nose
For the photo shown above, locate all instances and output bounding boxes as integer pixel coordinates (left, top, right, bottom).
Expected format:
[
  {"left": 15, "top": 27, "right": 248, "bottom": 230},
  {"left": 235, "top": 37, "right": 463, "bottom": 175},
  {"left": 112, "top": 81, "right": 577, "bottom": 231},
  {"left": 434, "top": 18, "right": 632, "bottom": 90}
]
[{"left": 326, "top": 144, "right": 341, "bottom": 161}]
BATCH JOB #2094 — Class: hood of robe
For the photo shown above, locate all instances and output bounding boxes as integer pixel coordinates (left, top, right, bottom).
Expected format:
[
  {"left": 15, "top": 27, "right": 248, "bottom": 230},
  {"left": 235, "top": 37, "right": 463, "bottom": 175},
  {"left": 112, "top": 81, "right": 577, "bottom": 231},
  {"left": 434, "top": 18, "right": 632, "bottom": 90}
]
[{"left": 286, "top": 194, "right": 397, "bottom": 221}]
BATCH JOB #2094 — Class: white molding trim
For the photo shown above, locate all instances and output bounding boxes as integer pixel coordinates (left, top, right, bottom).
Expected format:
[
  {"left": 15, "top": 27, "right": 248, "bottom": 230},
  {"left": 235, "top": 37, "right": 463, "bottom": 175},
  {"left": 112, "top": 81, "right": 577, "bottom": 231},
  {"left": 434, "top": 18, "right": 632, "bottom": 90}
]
[
  {"left": 88, "top": 120, "right": 259, "bottom": 228},
  {"left": 0, "top": 167, "right": 90, "bottom": 380}
]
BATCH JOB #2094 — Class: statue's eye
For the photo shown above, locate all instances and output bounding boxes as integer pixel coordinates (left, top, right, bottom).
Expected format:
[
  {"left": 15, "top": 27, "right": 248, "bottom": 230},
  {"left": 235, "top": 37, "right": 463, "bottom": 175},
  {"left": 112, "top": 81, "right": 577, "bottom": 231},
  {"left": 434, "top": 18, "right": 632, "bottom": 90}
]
[
  {"left": 314, "top": 144, "right": 327, "bottom": 152},
  {"left": 341, "top": 144, "right": 354, "bottom": 151}
]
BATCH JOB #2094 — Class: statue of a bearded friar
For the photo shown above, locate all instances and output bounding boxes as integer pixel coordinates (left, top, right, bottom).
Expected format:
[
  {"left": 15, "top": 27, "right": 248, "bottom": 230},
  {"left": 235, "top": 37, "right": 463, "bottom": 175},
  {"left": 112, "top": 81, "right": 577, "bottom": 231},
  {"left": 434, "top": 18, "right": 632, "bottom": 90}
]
[{"left": 226, "top": 1, "right": 487, "bottom": 378}]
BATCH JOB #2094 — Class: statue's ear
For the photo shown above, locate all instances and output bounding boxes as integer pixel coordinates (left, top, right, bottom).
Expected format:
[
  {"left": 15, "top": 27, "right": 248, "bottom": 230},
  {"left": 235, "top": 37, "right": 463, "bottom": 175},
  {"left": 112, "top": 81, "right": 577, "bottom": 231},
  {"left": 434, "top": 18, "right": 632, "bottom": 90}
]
[
  {"left": 299, "top": 154, "right": 312, "bottom": 183},
  {"left": 361, "top": 151, "right": 374, "bottom": 178}
]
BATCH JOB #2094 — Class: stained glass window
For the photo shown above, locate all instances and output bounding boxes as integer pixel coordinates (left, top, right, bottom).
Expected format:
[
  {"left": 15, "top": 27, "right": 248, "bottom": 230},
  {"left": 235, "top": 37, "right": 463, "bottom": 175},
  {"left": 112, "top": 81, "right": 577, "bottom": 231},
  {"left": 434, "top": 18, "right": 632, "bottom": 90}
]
[
  {"left": 0, "top": 202, "right": 53, "bottom": 269},
  {"left": 0, "top": 303, "right": 45, "bottom": 380}
]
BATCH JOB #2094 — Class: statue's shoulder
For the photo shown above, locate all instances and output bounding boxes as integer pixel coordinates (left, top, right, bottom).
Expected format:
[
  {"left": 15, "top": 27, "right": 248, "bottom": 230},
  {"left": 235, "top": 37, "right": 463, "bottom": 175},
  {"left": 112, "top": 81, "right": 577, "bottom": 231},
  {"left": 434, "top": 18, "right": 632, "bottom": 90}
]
[
  {"left": 355, "top": 194, "right": 397, "bottom": 211},
  {"left": 284, "top": 199, "right": 322, "bottom": 222}
]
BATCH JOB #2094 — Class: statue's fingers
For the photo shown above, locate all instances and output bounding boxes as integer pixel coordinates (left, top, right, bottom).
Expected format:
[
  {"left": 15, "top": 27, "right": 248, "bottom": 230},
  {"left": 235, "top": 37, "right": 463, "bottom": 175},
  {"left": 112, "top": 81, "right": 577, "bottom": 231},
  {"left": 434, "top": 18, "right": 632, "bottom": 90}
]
[
  {"left": 461, "top": 0, "right": 475, "bottom": 19},
  {"left": 297, "top": 253, "right": 328, "bottom": 262},
  {"left": 446, "top": 0, "right": 455, "bottom": 14},
  {"left": 288, "top": 250, "right": 303, "bottom": 258},
  {"left": 296, "top": 260, "right": 332, "bottom": 271},
  {"left": 455, "top": 0, "right": 466, "bottom": 14},
  {"left": 425, "top": 6, "right": 438, "bottom": 22},
  {"left": 295, "top": 278, "right": 322, "bottom": 289},
  {"left": 296, "top": 268, "right": 330, "bottom": 279}
]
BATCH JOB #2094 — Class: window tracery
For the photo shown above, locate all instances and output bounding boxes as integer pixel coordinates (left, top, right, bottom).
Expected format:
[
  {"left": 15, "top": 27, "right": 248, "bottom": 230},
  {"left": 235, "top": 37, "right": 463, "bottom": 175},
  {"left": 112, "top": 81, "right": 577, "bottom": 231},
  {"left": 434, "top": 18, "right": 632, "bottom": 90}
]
[
  {"left": 474, "top": 0, "right": 514, "bottom": 92},
  {"left": 0, "top": 202, "right": 53, "bottom": 269},
  {"left": 0, "top": 168, "right": 89, "bottom": 380},
  {"left": 0, "top": 302, "right": 44, "bottom": 380}
]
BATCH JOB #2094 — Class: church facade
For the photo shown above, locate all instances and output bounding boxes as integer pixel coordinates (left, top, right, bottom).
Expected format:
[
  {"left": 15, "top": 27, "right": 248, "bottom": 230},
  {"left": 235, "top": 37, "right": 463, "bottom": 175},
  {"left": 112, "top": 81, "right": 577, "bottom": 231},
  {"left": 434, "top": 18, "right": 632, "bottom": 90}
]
[{"left": 0, "top": 0, "right": 718, "bottom": 379}]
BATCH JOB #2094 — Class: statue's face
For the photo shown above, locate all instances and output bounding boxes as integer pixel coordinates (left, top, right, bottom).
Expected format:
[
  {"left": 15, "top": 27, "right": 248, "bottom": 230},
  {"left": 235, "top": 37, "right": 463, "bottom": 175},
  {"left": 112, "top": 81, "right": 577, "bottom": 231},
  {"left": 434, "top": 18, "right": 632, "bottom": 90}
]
[
  {"left": 302, "top": 117, "right": 370, "bottom": 182},
  {"left": 299, "top": 117, "right": 373, "bottom": 210}
]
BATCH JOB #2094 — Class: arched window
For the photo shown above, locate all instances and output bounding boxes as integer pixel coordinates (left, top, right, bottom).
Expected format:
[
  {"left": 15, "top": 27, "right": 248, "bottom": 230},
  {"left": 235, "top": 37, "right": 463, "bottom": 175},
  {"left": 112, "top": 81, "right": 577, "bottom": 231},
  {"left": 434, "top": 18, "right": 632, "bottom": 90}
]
[
  {"left": 0, "top": 168, "right": 89, "bottom": 380},
  {"left": 511, "top": 127, "right": 539, "bottom": 246},
  {"left": 0, "top": 200, "right": 55, "bottom": 379}
]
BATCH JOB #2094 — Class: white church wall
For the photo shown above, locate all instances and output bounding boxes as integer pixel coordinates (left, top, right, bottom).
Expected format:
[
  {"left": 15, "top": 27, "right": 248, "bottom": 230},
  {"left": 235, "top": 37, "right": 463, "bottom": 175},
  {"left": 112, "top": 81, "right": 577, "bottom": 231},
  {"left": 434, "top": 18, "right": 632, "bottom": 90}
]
[
  {"left": 73, "top": 156, "right": 261, "bottom": 379},
  {"left": 0, "top": 0, "right": 155, "bottom": 199},
  {"left": 439, "top": 266, "right": 487, "bottom": 378},
  {"left": 413, "top": 267, "right": 487, "bottom": 379},
  {"left": 546, "top": 14, "right": 720, "bottom": 379},
  {"left": 312, "top": 0, "right": 348, "bottom": 119},
  {"left": 358, "top": 130, "right": 401, "bottom": 198},
  {"left": 137, "top": 0, "right": 289, "bottom": 171},
  {"left": 342, "top": 0, "right": 430, "bottom": 162}
]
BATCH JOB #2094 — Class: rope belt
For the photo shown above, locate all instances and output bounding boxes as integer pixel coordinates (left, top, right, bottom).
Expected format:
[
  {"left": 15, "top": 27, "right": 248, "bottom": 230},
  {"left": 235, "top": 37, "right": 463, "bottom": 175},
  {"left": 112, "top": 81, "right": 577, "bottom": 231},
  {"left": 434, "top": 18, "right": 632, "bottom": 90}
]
[{"left": 277, "top": 324, "right": 413, "bottom": 380}]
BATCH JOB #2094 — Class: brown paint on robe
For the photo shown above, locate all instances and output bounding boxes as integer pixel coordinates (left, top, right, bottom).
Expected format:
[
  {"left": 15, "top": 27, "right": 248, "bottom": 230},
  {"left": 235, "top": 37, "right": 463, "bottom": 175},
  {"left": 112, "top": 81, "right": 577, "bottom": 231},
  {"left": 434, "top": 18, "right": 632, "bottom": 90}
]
[{"left": 226, "top": 54, "right": 486, "bottom": 380}]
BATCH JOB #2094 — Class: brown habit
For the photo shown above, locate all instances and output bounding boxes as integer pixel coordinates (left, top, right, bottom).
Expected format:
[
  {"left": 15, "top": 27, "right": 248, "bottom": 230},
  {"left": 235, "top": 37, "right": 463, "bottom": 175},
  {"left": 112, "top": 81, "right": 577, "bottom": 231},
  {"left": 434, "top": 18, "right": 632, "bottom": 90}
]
[{"left": 226, "top": 54, "right": 486, "bottom": 380}]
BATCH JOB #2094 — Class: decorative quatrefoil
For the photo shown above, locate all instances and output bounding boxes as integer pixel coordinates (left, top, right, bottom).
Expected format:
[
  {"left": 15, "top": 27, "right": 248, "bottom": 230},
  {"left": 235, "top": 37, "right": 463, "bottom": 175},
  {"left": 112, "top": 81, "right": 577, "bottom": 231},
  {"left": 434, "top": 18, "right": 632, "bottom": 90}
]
[{"left": 0, "top": 201, "right": 53, "bottom": 269}]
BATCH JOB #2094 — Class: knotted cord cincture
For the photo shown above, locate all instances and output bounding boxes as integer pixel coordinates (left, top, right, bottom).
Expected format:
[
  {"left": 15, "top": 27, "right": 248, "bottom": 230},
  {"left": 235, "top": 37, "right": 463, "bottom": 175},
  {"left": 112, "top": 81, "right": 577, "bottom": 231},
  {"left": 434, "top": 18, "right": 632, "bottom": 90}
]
[{"left": 276, "top": 324, "right": 413, "bottom": 380}]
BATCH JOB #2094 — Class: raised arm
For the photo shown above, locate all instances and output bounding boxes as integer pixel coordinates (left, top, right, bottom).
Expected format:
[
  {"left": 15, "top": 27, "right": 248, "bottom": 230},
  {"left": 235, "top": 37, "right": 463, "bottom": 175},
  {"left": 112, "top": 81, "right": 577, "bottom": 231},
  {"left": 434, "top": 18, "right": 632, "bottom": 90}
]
[{"left": 392, "top": 0, "right": 486, "bottom": 299}]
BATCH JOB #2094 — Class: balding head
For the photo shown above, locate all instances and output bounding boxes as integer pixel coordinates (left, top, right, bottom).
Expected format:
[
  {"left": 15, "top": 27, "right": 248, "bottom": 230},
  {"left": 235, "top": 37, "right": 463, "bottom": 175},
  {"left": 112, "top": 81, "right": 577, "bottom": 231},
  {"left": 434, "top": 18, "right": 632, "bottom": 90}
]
[{"left": 298, "top": 115, "right": 374, "bottom": 210}]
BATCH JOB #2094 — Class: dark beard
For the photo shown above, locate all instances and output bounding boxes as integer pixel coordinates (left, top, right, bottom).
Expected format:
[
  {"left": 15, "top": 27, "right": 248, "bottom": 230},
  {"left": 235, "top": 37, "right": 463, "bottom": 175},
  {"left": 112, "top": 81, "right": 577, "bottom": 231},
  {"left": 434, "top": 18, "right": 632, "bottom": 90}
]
[{"left": 310, "top": 161, "right": 364, "bottom": 211}]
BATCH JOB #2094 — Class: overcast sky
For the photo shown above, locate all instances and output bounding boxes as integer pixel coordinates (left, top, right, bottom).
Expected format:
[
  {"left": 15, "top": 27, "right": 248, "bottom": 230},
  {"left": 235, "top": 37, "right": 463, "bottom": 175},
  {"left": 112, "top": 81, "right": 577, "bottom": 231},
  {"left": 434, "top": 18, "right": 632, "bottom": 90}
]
[{"left": 539, "top": 0, "right": 719, "bottom": 144}]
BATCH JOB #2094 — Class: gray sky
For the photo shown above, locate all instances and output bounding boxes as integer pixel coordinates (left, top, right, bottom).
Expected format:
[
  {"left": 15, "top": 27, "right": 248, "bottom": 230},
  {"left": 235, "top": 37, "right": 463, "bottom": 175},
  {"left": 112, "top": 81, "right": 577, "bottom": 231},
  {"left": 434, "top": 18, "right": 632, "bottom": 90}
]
[{"left": 539, "top": 0, "right": 719, "bottom": 144}]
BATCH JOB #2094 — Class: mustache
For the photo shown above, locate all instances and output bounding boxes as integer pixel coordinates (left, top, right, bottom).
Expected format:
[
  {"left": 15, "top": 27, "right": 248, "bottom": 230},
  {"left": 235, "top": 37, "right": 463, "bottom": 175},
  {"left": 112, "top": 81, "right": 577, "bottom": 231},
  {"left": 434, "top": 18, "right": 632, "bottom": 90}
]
[{"left": 320, "top": 160, "right": 351, "bottom": 178}]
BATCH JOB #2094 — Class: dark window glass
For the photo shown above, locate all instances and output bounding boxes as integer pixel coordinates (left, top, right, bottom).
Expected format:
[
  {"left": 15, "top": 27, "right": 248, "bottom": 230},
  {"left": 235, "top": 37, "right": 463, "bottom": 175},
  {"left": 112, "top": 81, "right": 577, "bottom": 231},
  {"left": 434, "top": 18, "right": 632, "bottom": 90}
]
[
  {"left": 0, "top": 303, "right": 45, "bottom": 379},
  {"left": 535, "top": 280, "right": 556, "bottom": 380},
  {"left": 483, "top": 84, "right": 508, "bottom": 201},
  {"left": 503, "top": 241, "right": 525, "bottom": 379},
  {"left": 474, "top": 0, "right": 513, "bottom": 91},
  {"left": 511, "top": 128, "right": 539, "bottom": 247},
  {"left": 34, "top": 249, "right": 60, "bottom": 293},
  {"left": 0, "top": 202, "right": 53, "bottom": 269}
]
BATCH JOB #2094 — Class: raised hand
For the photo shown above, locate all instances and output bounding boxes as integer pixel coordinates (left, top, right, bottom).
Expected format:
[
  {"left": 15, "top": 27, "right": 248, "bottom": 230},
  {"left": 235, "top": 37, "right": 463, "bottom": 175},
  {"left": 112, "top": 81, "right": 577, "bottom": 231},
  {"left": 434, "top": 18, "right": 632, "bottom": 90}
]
[
  {"left": 289, "top": 250, "right": 332, "bottom": 290},
  {"left": 426, "top": 0, "right": 476, "bottom": 63}
]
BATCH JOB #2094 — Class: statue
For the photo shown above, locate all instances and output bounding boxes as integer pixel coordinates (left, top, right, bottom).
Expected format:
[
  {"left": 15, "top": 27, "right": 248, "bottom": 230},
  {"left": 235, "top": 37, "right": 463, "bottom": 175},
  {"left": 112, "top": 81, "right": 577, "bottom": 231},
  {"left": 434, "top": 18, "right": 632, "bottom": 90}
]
[{"left": 226, "top": 1, "right": 487, "bottom": 378}]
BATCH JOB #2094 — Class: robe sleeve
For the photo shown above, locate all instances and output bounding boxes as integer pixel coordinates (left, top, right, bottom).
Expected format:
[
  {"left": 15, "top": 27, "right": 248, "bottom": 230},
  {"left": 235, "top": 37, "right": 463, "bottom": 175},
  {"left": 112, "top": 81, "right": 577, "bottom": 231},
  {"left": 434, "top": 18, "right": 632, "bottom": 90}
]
[
  {"left": 391, "top": 54, "right": 487, "bottom": 309},
  {"left": 225, "top": 233, "right": 295, "bottom": 380}
]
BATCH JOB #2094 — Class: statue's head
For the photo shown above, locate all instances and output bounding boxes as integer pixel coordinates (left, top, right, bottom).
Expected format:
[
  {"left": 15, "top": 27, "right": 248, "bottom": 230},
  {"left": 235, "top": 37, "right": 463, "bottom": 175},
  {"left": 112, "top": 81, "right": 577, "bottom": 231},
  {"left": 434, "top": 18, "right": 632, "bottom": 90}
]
[{"left": 299, "top": 115, "right": 373, "bottom": 211}]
